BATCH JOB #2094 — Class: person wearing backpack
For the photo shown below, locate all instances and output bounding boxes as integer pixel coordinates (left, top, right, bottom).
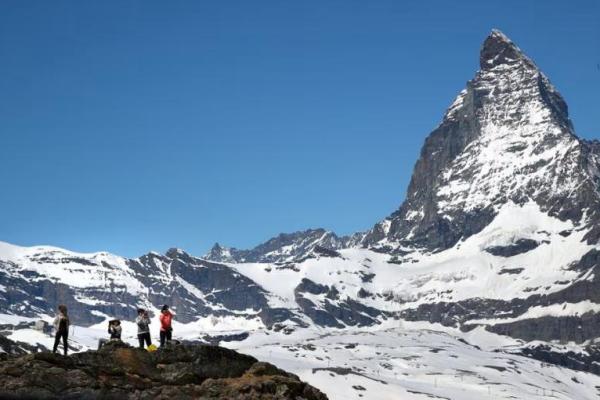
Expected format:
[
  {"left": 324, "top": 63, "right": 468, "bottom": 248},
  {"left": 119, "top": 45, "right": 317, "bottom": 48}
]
[
  {"left": 159, "top": 305, "right": 173, "bottom": 347},
  {"left": 136, "top": 308, "right": 152, "bottom": 349},
  {"left": 52, "top": 304, "right": 70, "bottom": 356}
]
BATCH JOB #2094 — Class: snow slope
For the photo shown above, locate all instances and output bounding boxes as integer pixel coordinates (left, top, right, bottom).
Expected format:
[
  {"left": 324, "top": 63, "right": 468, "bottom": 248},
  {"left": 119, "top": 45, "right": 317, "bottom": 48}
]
[{"left": 4, "top": 312, "right": 599, "bottom": 400}]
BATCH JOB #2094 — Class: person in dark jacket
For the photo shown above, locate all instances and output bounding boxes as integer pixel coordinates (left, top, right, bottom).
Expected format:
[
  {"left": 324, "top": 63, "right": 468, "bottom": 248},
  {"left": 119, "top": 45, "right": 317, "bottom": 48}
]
[
  {"left": 136, "top": 309, "right": 151, "bottom": 349},
  {"left": 52, "top": 304, "right": 69, "bottom": 356},
  {"left": 159, "top": 305, "right": 173, "bottom": 347},
  {"left": 108, "top": 319, "right": 122, "bottom": 340}
]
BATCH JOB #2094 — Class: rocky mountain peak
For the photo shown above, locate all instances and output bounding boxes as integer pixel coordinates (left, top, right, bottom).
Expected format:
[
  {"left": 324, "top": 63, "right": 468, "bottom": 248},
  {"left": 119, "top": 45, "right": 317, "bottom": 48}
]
[
  {"left": 165, "top": 247, "right": 187, "bottom": 259},
  {"left": 363, "top": 29, "right": 599, "bottom": 252},
  {"left": 204, "top": 228, "right": 350, "bottom": 264},
  {"left": 480, "top": 29, "right": 533, "bottom": 70},
  {"left": 201, "top": 33, "right": 595, "bottom": 259},
  {"left": 205, "top": 242, "right": 235, "bottom": 262},
  {"left": 207, "top": 242, "right": 224, "bottom": 255}
]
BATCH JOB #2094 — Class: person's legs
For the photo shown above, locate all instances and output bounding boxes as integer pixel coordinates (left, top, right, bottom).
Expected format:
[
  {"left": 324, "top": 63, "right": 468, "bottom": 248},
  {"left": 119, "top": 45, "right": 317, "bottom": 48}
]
[
  {"left": 166, "top": 329, "right": 172, "bottom": 343},
  {"left": 62, "top": 331, "right": 68, "bottom": 356},
  {"left": 138, "top": 334, "right": 144, "bottom": 349},
  {"left": 53, "top": 331, "right": 60, "bottom": 353},
  {"left": 144, "top": 333, "right": 151, "bottom": 347},
  {"left": 160, "top": 330, "right": 166, "bottom": 347}
]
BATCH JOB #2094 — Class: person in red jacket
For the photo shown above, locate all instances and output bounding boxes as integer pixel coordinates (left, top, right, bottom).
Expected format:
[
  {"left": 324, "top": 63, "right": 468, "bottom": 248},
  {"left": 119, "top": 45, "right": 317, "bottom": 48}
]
[{"left": 159, "top": 304, "right": 173, "bottom": 347}]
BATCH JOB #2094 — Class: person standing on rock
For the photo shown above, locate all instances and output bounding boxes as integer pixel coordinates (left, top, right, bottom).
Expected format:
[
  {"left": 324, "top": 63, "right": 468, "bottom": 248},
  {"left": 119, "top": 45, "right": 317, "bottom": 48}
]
[
  {"left": 52, "top": 304, "right": 69, "bottom": 356},
  {"left": 136, "top": 308, "right": 152, "bottom": 349},
  {"left": 159, "top": 304, "right": 173, "bottom": 347}
]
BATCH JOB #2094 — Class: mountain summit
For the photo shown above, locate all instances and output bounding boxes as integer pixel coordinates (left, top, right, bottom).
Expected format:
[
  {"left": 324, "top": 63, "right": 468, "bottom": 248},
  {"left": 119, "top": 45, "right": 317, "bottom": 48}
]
[
  {"left": 363, "top": 29, "right": 600, "bottom": 252},
  {"left": 480, "top": 29, "right": 533, "bottom": 70}
]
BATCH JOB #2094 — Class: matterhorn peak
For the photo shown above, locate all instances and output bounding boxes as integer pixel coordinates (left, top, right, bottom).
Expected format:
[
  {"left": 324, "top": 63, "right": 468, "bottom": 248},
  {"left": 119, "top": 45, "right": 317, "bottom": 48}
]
[
  {"left": 362, "top": 28, "right": 600, "bottom": 253},
  {"left": 479, "top": 29, "right": 535, "bottom": 70}
]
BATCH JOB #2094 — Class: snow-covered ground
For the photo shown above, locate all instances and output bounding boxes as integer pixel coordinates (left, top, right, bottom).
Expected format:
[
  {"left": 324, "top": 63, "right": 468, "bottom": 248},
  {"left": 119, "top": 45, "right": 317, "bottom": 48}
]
[
  {"left": 235, "top": 324, "right": 600, "bottom": 400},
  {"left": 1, "top": 203, "right": 600, "bottom": 399},
  {"left": 2, "top": 313, "right": 599, "bottom": 400}
]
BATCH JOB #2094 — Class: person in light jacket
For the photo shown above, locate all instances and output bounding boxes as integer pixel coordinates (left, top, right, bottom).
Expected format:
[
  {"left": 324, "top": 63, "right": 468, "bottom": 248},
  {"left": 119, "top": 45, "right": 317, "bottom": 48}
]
[
  {"left": 52, "top": 304, "right": 70, "bottom": 356},
  {"left": 136, "top": 308, "right": 151, "bottom": 349}
]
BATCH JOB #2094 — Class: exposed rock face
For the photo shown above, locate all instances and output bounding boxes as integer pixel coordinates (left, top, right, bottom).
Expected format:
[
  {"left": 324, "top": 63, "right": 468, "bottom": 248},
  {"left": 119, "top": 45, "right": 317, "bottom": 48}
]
[
  {"left": 294, "top": 278, "right": 385, "bottom": 328},
  {"left": 484, "top": 238, "right": 541, "bottom": 257},
  {"left": 362, "top": 29, "right": 600, "bottom": 252},
  {"left": 0, "top": 341, "right": 328, "bottom": 400},
  {"left": 520, "top": 343, "right": 600, "bottom": 376}
]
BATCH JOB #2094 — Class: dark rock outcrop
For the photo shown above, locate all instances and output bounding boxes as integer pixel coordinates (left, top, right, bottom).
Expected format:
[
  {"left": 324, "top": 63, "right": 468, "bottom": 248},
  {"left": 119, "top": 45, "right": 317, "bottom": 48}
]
[
  {"left": 0, "top": 341, "right": 328, "bottom": 400},
  {"left": 293, "top": 279, "right": 384, "bottom": 328},
  {"left": 520, "top": 344, "right": 600, "bottom": 376},
  {"left": 484, "top": 239, "right": 541, "bottom": 257},
  {"left": 488, "top": 314, "right": 600, "bottom": 343}
]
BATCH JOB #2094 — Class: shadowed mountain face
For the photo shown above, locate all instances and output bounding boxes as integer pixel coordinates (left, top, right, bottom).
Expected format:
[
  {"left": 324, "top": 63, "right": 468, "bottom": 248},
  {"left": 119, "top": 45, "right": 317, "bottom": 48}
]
[{"left": 1, "top": 30, "right": 599, "bottom": 351}]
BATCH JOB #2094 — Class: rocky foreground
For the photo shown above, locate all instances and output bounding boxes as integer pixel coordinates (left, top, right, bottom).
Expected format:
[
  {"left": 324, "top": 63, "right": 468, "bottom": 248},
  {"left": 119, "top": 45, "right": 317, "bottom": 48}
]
[{"left": 0, "top": 341, "right": 328, "bottom": 400}]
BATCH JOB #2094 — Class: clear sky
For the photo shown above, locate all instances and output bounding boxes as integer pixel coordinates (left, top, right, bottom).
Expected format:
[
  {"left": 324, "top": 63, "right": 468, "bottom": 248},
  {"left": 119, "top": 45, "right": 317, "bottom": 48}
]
[{"left": 1, "top": 1, "right": 598, "bottom": 257}]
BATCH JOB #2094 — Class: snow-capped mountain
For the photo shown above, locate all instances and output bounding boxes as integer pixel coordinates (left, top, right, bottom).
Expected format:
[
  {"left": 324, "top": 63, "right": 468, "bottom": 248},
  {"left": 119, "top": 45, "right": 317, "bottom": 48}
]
[
  {"left": 205, "top": 228, "right": 364, "bottom": 264},
  {"left": 198, "top": 30, "right": 600, "bottom": 346},
  {"left": 2, "top": 30, "right": 600, "bottom": 399},
  {"left": 0, "top": 241, "right": 301, "bottom": 327},
  {"left": 362, "top": 29, "right": 600, "bottom": 252}
]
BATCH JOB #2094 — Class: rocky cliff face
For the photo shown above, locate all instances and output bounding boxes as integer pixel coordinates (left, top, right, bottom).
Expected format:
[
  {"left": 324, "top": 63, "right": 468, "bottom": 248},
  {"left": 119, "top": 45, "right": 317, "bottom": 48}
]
[{"left": 0, "top": 341, "right": 328, "bottom": 400}]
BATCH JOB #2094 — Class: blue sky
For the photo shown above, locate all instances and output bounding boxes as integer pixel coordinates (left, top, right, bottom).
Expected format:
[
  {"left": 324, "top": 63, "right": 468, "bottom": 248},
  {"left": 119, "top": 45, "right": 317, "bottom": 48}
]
[{"left": 1, "top": 1, "right": 598, "bottom": 257}]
